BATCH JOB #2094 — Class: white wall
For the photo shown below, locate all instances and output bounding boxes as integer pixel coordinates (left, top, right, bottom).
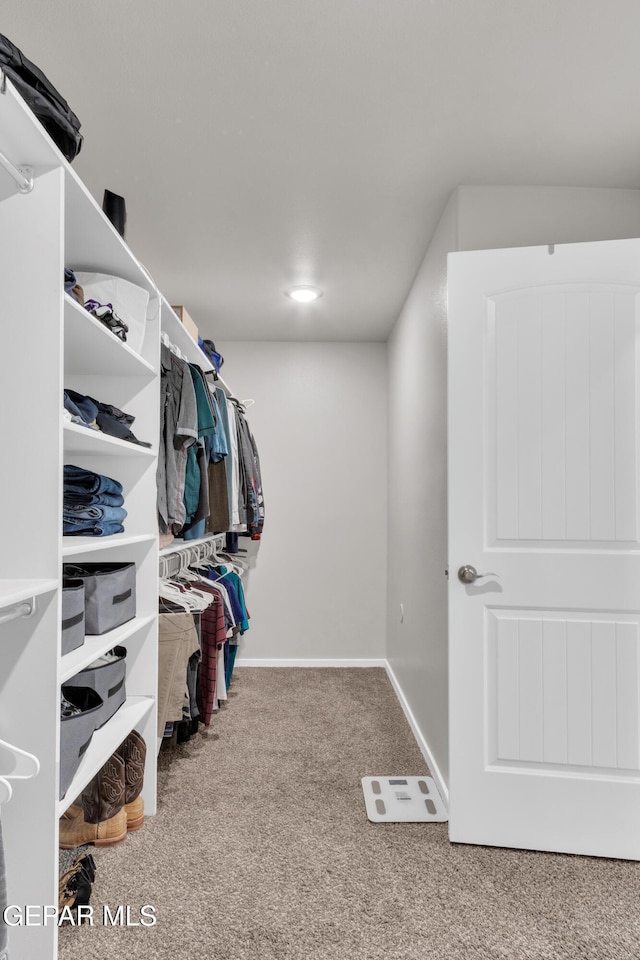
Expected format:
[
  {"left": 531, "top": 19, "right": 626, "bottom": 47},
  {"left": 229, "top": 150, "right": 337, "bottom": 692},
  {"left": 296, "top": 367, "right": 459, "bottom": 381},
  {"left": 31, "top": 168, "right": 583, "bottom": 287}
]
[
  {"left": 386, "top": 193, "right": 458, "bottom": 788},
  {"left": 218, "top": 341, "right": 387, "bottom": 661},
  {"left": 457, "top": 185, "right": 640, "bottom": 251},
  {"left": 387, "top": 185, "right": 640, "bottom": 791}
]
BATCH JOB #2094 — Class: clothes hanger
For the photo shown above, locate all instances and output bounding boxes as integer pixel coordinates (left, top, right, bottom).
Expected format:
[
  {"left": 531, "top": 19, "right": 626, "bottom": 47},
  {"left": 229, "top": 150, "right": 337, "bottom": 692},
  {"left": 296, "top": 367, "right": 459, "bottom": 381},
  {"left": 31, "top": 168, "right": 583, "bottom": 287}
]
[
  {"left": 161, "top": 569, "right": 213, "bottom": 611},
  {"left": 0, "top": 777, "right": 12, "bottom": 804},
  {"left": 0, "top": 737, "right": 40, "bottom": 779}
]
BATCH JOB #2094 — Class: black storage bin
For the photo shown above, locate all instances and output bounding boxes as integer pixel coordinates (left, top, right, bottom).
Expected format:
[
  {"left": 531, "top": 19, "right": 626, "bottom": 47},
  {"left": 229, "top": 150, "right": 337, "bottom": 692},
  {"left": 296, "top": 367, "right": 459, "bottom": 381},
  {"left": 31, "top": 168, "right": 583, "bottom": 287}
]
[
  {"left": 63, "top": 562, "right": 136, "bottom": 635},
  {"left": 61, "top": 577, "right": 85, "bottom": 655},
  {"left": 60, "top": 686, "right": 103, "bottom": 800},
  {"left": 64, "top": 646, "right": 127, "bottom": 731}
]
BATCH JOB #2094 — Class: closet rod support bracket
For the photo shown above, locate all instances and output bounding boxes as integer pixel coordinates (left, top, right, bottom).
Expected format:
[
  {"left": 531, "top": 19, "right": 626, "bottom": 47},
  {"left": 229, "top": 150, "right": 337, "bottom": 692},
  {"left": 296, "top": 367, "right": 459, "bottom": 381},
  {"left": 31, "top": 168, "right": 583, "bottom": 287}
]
[
  {"left": 0, "top": 597, "right": 37, "bottom": 627},
  {"left": 16, "top": 164, "right": 34, "bottom": 194}
]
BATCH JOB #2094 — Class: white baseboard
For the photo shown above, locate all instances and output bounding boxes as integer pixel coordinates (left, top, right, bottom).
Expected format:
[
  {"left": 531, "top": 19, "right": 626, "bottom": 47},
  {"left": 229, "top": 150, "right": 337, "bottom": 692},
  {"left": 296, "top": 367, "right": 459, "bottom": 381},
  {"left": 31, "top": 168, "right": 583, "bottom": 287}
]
[
  {"left": 383, "top": 660, "right": 449, "bottom": 810},
  {"left": 234, "top": 656, "right": 449, "bottom": 811},
  {"left": 235, "top": 658, "right": 387, "bottom": 668}
]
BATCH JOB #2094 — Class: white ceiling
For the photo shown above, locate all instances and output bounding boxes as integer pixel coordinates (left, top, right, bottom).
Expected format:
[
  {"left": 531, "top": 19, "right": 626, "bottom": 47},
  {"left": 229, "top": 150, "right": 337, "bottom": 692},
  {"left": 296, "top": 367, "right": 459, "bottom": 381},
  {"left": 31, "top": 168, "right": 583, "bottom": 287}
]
[{"left": 3, "top": 0, "right": 640, "bottom": 341}]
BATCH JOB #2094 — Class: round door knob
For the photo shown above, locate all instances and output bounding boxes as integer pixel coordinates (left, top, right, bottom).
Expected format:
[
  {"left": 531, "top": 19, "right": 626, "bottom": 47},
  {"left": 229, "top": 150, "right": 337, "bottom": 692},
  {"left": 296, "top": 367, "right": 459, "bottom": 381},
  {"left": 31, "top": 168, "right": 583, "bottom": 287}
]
[{"left": 458, "top": 565, "right": 479, "bottom": 583}]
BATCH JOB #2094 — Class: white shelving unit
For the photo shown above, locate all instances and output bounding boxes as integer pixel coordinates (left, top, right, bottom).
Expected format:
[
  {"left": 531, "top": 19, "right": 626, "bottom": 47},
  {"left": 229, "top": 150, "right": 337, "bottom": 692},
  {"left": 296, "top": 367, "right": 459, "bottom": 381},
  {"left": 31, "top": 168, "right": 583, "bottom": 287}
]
[{"left": 0, "top": 74, "right": 163, "bottom": 960}]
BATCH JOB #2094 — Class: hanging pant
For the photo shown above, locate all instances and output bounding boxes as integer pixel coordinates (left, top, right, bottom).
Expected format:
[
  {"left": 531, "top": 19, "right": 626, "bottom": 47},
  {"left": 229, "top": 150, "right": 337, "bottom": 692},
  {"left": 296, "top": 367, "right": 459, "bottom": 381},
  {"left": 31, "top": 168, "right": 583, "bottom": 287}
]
[{"left": 158, "top": 613, "right": 200, "bottom": 738}]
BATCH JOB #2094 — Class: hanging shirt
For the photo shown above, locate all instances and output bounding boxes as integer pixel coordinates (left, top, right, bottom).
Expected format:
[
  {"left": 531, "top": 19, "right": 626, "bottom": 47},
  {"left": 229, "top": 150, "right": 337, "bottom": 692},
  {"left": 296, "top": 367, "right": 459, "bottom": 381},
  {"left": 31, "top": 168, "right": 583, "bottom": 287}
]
[
  {"left": 214, "top": 387, "right": 234, "bottom": 524},
  {"left": 157, "top": 344, "right": 198, "bottom": 533},
  {"left": 226, "top": 401, "right": 243, "bottom": 530}
]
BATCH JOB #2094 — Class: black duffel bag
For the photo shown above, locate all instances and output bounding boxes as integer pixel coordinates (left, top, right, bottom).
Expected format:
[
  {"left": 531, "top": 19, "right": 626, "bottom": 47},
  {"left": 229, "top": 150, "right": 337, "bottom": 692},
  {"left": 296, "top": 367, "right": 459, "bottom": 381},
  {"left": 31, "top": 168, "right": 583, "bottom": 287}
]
[{"left": 0, "top": 33, "right": 82, "bottom": 161}]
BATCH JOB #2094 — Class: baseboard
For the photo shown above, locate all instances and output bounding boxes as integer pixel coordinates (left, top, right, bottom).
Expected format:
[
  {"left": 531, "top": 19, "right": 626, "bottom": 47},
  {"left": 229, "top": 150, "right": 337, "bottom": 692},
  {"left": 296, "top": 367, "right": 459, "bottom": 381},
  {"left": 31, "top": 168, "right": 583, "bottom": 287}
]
[
  {"left": 383, "top": 660, "right": 450, "bottom": 810},
  {"left": 235, "top": 658, "right": 387, "bottom": 668}
]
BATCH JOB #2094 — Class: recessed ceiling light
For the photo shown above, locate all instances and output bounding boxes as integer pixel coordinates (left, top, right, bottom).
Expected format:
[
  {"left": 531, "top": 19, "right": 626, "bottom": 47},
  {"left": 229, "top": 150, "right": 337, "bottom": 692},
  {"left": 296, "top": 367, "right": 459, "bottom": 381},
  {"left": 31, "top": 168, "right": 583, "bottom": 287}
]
[{"left": 285, "top": 285, "right": 323, "bottom": 303}]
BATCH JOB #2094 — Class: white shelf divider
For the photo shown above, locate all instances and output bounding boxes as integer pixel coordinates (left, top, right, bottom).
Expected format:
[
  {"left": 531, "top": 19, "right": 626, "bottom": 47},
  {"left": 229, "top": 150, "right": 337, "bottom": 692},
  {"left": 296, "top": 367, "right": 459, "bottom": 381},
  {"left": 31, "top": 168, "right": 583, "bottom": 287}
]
[
  {"left": 63, "top": 421, "right": 156, "bottom": 458},
  {"left": 58, "top": 695, "right": 155, "bottom": 815},
  {"left": 60, "top": 614, "right": 156, "bottom": 683}
]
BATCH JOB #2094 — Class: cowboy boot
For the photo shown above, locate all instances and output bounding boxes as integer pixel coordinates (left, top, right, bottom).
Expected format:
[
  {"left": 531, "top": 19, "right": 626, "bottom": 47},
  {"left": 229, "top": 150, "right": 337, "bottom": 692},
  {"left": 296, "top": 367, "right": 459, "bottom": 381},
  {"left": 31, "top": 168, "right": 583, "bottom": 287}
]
[
  {"left": 59, "top": 753, "right": 127, "bottom": 848},
  {"left": 117, "top": 729, "right": 146, "bottom": 831},
  {"left": 65, "top": 730, "right": 148, "bottom": 829}
]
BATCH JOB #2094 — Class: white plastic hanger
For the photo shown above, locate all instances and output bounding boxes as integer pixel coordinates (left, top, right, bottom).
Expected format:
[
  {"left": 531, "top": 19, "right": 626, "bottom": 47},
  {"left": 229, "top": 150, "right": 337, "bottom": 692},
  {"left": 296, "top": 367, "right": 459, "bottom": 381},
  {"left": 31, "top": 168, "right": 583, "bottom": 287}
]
[
  {"left": 0, "top": 777, "right": 12, "bottom": 804},
  {"left": 0, "top": 737, "right": 40, "bottom": 780}
]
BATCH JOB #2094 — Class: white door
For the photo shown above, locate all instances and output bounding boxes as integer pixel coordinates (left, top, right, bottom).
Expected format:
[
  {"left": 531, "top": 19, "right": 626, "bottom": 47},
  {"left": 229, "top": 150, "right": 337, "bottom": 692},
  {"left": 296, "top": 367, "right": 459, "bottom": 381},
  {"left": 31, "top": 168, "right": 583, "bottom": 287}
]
[{"left": 448, "top": 238, "right": 640, "bottom": 860}]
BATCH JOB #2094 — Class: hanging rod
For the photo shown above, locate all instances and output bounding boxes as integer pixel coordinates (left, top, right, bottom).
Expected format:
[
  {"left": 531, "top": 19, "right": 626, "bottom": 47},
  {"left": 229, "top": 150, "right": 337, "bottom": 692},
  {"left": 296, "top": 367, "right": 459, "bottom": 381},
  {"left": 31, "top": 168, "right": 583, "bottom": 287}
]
[
  {"left": 0, "top": 68, "right": 34, "bottom": 193},
  {"left": 0, "top": 152, "right": 33, "bottom": 193},
  {"left": 0, "top": 597, "right": 37, "bottom": 627}
]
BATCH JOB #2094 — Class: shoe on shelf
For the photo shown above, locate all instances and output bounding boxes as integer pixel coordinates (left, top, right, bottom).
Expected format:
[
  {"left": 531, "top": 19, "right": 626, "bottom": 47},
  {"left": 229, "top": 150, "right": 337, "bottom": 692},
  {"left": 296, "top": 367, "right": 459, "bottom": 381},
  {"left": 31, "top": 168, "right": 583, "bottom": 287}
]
[{"left": 59, "top": 752, "right": 127, "bottom": 849}]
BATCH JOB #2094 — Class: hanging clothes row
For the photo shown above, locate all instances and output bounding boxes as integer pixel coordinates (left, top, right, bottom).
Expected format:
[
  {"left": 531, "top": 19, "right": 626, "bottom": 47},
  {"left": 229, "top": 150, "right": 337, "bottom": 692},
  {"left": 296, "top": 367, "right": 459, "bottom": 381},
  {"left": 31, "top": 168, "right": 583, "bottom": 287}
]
[
  {"left": 157, "top": 540, "right": 250, "bottom": 746},
  {"left": 157, "top": 335, "right": 265, "bottom": 550}
]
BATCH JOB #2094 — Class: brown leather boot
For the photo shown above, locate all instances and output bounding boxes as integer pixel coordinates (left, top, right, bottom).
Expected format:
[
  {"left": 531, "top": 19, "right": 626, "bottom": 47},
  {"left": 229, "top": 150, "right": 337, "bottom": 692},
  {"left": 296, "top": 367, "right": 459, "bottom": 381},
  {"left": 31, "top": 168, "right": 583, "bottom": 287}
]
[
  {"left": 117, "top": 729, "right": 146, "bottom": 831},
  {"left": 61, "top": 731, "right": 147, "bottom": 831},
  {"left": 59, "top": 753, "right": 127, "bottom": 849}
]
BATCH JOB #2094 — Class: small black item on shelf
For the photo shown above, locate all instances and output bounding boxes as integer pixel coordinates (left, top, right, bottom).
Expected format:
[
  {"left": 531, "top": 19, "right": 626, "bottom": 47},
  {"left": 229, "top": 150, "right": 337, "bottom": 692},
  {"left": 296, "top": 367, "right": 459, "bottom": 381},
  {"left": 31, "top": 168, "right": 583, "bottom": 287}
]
[
  {"left": 102, "top": 189, "right": 127, "bottom": 238},
  {"left": 85, "top": 300, "right": 129, "bottom": 343},
  {"left": 0, "top": 33, "right": 82, "bottom": 162}
]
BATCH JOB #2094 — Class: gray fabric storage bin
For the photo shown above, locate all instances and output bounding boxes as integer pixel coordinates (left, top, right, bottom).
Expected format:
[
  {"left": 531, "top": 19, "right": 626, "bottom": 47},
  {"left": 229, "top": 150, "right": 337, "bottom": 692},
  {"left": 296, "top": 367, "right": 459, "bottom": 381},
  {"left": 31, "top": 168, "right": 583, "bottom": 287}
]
[
  {"left": 60, "top": 686, "right": 103, "bottom": 801},
  {"left": 63, "top": 562, "right": 136, "bottom": 635},
  {"left": 61, "top": 577, "right": 85, "bottom": 655},
  {"left": 64, "top": 646, "right": 127, "bottom": 730}
]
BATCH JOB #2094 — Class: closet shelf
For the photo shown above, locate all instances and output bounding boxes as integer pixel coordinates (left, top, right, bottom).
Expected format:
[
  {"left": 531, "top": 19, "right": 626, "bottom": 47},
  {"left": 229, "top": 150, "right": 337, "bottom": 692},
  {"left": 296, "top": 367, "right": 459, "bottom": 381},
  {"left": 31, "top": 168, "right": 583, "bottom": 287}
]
[
  {"left": 63, "top": 421, "right": 156, "bottom": 458},
  {"left": 0, "top": 579, "right": 58, "bottom": 612},
  {"left": 58, "top": 695, "right": 155, "bottom": 815},
  {"left": 64, "top": 174, "right": 156, "bottom": 297},
  {"left": 64, "top": 294, "right": 156, "bottom": 378},
  {"left": 60, "top": 614, "right": 156, "bottom": 682},
  {"left": 160, "top": 297, "right": 213, "bottom": 370},
  {"left": 62, "top": 533, "right": 158, "bottom": 557}
]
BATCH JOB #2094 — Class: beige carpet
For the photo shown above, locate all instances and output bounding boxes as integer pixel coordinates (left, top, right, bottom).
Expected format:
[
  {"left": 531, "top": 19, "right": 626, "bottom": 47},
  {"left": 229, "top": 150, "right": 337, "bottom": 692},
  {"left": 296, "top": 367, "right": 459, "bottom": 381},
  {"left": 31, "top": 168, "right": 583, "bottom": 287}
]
[{"left": 59, "top": 668, "right": 640, "bottom": 960}]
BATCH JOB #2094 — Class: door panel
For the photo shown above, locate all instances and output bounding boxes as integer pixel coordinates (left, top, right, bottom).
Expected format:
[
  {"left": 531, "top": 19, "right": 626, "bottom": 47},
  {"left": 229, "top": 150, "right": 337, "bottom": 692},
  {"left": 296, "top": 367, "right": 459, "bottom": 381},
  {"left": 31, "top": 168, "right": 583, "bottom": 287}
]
[
  {"left": 487, "top": 611, "right": 640, "bottom": 772},
  {"left": 448, "top": 239, "right": 640, "bottom": 858},
  {"left": 489, "top": 286, "right": 639, "bottom": 546}
]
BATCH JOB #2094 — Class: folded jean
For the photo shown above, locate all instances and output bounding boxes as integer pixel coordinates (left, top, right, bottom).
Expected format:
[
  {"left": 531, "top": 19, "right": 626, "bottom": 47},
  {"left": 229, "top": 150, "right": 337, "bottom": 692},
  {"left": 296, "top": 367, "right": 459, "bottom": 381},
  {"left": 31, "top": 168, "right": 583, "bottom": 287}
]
[
  {"left": 63, "top": 521, "right": 125, "bottom": 537},
  {"left": 62, "top": 489, "right": 125, "bottom": 508},
  {"left": 64, "top": 389, "right": 99, "bottom": 426},
  {"left": 63, "top": 465, "right": 123, "bottom": 497},
  {"left": 63, "top": 505, "right": 128, "bottom": 524}
]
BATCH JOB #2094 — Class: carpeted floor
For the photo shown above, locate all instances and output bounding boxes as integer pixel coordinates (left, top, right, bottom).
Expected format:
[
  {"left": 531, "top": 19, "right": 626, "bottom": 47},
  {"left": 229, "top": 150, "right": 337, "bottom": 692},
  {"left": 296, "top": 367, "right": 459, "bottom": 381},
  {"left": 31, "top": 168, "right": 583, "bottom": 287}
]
[{"left": 59, "top": 668, "right": 640, "bottom": 960}]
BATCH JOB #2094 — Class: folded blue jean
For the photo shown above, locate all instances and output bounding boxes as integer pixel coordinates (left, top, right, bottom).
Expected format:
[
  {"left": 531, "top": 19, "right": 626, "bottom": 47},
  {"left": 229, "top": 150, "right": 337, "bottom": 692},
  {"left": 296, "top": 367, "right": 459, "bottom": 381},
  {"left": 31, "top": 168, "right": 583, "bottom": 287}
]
[
  {"left": 63, "top": 490, "right": 125, "bottom": 508},
  {"left": 63, "top": 505, "right": 128, "bottom": 524},
  {"left": 63, "top": 520, "right": 125, "bottom": 537},
  {"left": 64, "top": 390, "right": 99, "bottom": 426},
  {"left": 63, "top": 464, "right": 123, "bottom": 497}
]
